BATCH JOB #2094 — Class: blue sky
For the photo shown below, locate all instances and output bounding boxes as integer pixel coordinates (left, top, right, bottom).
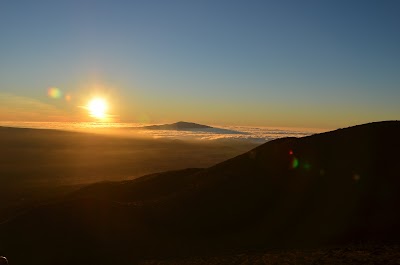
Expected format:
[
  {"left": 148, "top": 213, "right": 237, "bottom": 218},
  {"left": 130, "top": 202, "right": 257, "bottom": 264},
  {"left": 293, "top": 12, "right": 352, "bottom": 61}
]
[{"left": 0, "top": 0, "right": 399, "bottom": 128}]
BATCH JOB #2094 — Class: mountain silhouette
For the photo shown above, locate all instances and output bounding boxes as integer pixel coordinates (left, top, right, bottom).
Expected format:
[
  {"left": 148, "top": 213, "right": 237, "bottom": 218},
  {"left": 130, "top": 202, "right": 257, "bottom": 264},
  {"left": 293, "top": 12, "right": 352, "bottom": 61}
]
[
  {"left": 1, "top": 121, "right": 399, "bottom": 265},
  {"left": 140, "top": 121, "right": 246, "bottom": 134}
]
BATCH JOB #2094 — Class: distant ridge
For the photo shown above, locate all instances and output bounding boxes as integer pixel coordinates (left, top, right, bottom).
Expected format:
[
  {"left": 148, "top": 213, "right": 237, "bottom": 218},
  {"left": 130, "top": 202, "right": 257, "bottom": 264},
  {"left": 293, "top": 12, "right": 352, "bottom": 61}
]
[
  {"left": 142, "top": 121, "right": 212, "bottom": 130},
  {"left": 140, "top": 121, "right": 246, "bottom": 134}
]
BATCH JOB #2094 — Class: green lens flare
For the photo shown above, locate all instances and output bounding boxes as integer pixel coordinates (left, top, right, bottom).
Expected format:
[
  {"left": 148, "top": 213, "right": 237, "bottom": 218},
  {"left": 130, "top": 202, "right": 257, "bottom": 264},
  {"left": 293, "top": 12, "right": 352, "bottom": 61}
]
[{"left": 292, "top": 157, "right": 299, "bottom": 168}]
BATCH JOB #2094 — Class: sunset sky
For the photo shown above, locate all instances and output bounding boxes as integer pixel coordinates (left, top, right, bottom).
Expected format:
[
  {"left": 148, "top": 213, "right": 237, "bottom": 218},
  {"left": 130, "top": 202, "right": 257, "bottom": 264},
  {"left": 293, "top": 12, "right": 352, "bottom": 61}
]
[{"left": 0, "top": 0, "right": 399, "bottom": 129}]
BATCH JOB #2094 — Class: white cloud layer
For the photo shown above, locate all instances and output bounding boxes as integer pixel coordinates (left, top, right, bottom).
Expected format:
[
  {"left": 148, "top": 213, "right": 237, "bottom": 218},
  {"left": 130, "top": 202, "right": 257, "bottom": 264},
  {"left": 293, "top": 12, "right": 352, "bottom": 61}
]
[{"left": 0, "top": 121, "right": 326, "bottom": 143}]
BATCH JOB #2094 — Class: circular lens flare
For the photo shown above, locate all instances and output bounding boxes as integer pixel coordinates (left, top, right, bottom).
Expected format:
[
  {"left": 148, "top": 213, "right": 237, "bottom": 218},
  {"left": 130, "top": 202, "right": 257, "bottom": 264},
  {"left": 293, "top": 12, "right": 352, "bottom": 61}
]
[
  {"left": 87, "top": 98, "right": 108, "bottom": 120},
  {"left": 48, "top": 87, "right": 62, "bottom": 99}
]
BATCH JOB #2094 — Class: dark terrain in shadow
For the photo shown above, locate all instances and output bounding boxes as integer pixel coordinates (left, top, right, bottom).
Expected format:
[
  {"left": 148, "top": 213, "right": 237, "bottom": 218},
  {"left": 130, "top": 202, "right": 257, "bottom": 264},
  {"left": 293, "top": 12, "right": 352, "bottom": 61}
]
[
  {"left": 0, "top": 121, "right": 399, "bottom": 265},
  {"left": 0, "top": 127, "right": 255, "bottom": 223},
  {"left": 139, "top": 244, "right": 400, "bottom": 265}
]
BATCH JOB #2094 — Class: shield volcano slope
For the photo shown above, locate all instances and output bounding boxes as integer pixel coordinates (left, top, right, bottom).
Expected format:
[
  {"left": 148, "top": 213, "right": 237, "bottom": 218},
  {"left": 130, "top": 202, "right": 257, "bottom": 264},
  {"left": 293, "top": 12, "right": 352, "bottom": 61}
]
[{"left": 1, "top": 121, "right": 399, "bottom": 264}]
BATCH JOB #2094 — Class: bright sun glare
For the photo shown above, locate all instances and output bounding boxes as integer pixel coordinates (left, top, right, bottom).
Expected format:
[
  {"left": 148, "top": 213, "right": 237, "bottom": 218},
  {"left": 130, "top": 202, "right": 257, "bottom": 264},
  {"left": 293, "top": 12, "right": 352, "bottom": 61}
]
[{"left": 87, "top": 98, "right": 108, "bottom": 120}]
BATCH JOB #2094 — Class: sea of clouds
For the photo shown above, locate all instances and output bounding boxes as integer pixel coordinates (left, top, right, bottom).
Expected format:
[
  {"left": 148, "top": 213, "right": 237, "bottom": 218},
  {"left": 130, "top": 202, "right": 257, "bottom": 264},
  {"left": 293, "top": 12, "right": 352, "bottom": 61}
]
[{"left": 0, "top": 122, "right": 327, "bottom": 143}]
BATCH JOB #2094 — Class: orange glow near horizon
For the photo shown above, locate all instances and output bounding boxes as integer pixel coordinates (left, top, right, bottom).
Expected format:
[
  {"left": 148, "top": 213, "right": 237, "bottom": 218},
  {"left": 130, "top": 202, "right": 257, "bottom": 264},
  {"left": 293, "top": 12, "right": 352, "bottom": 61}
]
[{"left": 87, "top": 98, "right": 108, "bottom": 120}]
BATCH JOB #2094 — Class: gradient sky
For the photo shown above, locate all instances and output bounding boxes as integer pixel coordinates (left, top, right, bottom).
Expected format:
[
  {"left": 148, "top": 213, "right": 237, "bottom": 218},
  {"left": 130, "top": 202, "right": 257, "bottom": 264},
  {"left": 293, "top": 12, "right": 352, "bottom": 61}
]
[{"left": 0, "top": 0, "right": 399, "bottom": 128}]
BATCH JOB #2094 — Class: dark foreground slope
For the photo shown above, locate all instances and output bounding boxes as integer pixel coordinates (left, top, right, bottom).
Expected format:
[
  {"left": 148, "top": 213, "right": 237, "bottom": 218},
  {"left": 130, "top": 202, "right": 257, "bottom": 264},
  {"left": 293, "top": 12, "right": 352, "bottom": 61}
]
[
  {"left": 1, "top": 121, "right": 400, "bottom": 265},
  {"left": 139, "top": 244, "right": 400, "bottom": 265}
]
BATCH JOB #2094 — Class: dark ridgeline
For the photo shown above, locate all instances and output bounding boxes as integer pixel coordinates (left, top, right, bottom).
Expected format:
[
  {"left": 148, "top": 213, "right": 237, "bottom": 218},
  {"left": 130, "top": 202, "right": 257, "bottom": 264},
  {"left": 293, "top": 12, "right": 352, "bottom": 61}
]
[
  {"left": 0, "top": 121, "right": 399, "bottom": 265},
  {"left": 142, "top": 121, "right": 214, "bottom": 130},
  {"left": 140, "top": 121, "right": 246, "bottom": 134}
]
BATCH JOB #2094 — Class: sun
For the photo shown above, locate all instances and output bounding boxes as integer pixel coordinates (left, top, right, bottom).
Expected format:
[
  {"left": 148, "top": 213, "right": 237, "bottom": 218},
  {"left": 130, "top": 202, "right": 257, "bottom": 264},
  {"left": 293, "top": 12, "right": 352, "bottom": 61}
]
[{"left": 87, "top": 98, "right": 108, "bottom": 120}]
